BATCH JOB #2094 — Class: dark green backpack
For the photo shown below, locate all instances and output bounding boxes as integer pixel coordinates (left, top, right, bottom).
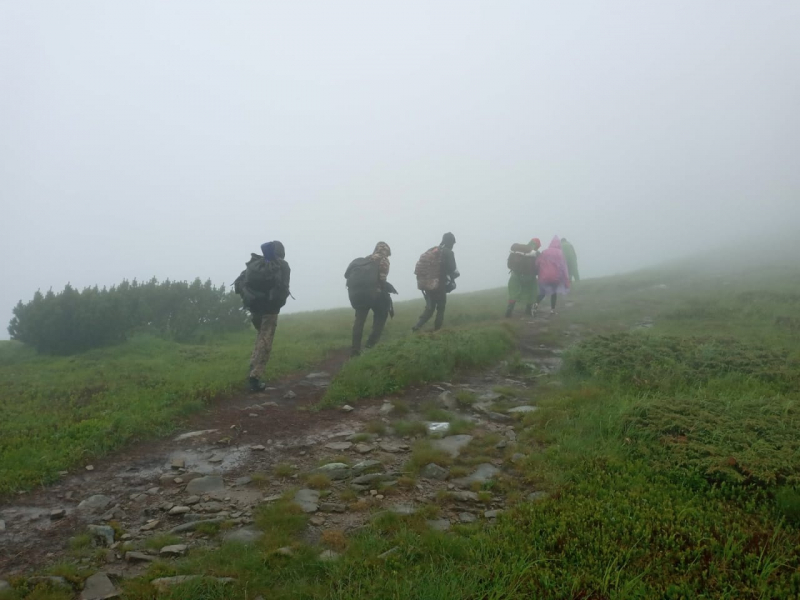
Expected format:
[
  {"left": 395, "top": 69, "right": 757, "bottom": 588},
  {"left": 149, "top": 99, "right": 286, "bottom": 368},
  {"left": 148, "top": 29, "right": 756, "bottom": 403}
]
[
  {"left": 345, "top": 257, "right": 380, "bottom": 294},
  {"left": 235, "top": 254, "right": 289, "bottom": 310}
]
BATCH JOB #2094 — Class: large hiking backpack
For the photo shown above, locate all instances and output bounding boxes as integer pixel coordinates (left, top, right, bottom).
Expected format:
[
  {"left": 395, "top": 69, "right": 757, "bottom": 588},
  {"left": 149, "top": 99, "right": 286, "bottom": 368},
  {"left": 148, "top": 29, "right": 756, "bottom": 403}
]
[
  {"left": 507, "top": 244, "right": 538, "bottom": 276},
  {"left": 415, "top": 246, "right": 442, "bottom": 291},
  {"left": 345, "top": 257, "right": 380, "bottom": 293},
  {"left": 234, "top": 253, "right": 289, "bottom": 311}
]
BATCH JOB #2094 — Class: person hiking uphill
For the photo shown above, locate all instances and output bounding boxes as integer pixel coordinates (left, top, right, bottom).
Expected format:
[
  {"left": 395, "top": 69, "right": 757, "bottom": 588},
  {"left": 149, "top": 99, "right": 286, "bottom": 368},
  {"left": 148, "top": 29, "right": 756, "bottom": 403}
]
[
  {"left": 506, "top": 238, "right": 541, "bottom": 318},
  {"left": 561, "top": 237, "right": 580, "bottom": 282},
  {"left": 535, "top": 236, "right": 570, "bottom": 315},
  {"left": 234, "top": 241, "right": 292, "bottom": 392},
  {"left": 413, "top": 232, "right": 459, "bottom": 332},
  {"left": 345, "top": 242, "right": 397, "bottom": 357}
]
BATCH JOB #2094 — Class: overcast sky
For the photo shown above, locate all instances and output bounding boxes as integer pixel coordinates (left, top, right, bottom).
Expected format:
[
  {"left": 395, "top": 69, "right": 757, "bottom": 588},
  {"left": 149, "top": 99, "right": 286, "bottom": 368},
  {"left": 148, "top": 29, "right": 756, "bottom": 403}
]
[{"left": 2, "top": 0, "right": 799, "bottom": 337}]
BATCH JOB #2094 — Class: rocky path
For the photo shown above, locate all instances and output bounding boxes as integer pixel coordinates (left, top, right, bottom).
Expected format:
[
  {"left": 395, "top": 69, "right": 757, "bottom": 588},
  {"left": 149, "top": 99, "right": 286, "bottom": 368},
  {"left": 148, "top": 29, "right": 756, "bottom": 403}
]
[{"left": 0, "top": 318, "right": 572, "bottom": 598}]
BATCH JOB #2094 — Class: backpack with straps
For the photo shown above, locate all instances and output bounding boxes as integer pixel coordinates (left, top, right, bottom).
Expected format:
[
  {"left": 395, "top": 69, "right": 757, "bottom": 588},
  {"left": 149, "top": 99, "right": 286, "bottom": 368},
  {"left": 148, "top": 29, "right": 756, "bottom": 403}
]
[
  {"left": 345, "top": 257, "right": 380, "bottom": 294},
  {"left": 415, "top": 246, "right": 443, "bottom": 291},
  {"left": 234, "top": 253, "right": 289, "bottom": 311}
]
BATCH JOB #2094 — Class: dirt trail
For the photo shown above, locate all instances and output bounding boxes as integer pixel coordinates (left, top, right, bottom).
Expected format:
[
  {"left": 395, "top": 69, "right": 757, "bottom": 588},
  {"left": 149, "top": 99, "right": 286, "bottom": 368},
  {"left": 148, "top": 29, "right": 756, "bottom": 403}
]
[{"left": 0, "top": 317, "right": 573, "bottom": 590}]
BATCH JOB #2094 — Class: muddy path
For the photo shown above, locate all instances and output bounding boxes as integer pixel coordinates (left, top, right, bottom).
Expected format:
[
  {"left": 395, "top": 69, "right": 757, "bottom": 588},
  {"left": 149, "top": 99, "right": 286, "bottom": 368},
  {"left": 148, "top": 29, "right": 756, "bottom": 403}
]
[{"left": 0, "top": 316, "right": 574, "bottom": 589}]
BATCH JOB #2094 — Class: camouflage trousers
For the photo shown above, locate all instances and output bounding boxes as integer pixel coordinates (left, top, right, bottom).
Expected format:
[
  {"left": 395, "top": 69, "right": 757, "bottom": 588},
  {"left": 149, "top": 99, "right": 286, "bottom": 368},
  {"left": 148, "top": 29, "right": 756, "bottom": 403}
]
[{"left": 249, "top": 313, "right": 279, "bottom": 379}]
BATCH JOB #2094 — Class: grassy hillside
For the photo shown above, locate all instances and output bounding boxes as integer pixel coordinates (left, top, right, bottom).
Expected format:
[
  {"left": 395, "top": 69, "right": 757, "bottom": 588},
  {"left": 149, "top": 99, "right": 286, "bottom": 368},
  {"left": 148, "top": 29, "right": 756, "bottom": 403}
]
[
  {"left": 0, "top": 290, "right": 510, "bottom": 495},
  {"left": 104, "top": 259, "right": 800, "bottom": 599}
]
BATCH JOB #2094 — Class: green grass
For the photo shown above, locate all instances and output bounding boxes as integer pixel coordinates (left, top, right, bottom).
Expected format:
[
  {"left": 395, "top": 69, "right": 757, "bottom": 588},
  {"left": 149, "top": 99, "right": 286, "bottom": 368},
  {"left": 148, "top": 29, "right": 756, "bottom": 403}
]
[{"left": 0, "top": 290, "right": 510, "bottom": 495}]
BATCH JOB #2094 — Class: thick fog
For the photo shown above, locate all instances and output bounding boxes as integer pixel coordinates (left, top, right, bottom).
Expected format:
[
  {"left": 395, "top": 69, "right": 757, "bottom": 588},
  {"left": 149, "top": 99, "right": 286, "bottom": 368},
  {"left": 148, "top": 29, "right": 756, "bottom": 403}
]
[{"left": 2, "top": 1, "right": 799, "bottom": 337}]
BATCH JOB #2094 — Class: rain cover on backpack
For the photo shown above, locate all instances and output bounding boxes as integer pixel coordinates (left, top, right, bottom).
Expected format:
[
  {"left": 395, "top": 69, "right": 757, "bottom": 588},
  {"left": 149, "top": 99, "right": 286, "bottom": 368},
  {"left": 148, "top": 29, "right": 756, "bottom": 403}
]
[{"left": 415, "top": 247, "right": 442, "bottom": 291}]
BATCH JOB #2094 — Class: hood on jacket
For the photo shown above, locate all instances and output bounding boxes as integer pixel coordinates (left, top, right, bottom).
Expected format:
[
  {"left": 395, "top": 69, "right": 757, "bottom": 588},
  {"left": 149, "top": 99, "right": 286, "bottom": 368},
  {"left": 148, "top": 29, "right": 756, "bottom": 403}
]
[
  {"left": 548, "top": 236, "right": 562, "bottom": 250},
  {"left": 441, "top": 232, "right": 456, "bottom": 249},
  {"left": 261, "top": 241, "right": 286, "bottom": 261},
  {"left": 373, "top": 241, "right": 392, "bottom": 258}
]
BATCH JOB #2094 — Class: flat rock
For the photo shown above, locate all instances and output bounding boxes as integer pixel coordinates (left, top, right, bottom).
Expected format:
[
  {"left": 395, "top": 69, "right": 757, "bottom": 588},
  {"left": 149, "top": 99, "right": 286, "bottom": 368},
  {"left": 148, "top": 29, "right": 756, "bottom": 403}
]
[
  {"left": 438, "top": 391, "right": 457, "bottom": 409},
  {"left": 319, "top": 502, "right": 347, "bottom": 513},
  {"left": 449, "top": 491, "right": 479, "bottom": 502},
  {"left": 484, "top": 509, "right": 504, "bottom": 519},
  {"left": 174, "top": 429, "right": 218, "bottom": 442},
  {"left": 140, "top": 520, "right": 160, "bottom": 531},
  {"left": 284, "top": 390, "right": 297, "bottom": 399},
  {"left": 351, "top": 460, "right": 383, "bottom": 475},
  {"left": 453, "top": 464, "right": 500, "bottom": 487},
  {"left": 125, "top": 551, "right": 155, "bottom": 563},
  {"left": 185, "top": 475, "right": 225, "bottom": 495},
  {"left": 309, "top": 516, "right": 325, "bottom": 526},
  {"left": 80, "top": 572, "right": 119, "bottom": 599},
  {"left": 89, "top": 524, "right": 115, "bottom": 547},
  {"left": 168, "top": 506, "right": 190, "bottom": 516},
  {"left": 341, "top": 405, "right": 355, "bottom": 412},
  {"left": 388, "top": 504, "right": 416, "bottom": 516},
  {"left": 433, "top": 435, "right": 473, "bottom": 458},
  {"left": 378, "top": 402, "right": 394, "bottom": 416},
  {"left": 354, "top": 443, "right": 375, "bottom": 454},
  {"left": 479, "top": 391, "right": 502, "bottom": 402},
  {"left": 169, "top": 518, "right": 226, "bottom": 534},
  {"left": 319, "top": 550, "right": 340, "bottom": 562},
  {"left": 50, "top": 508, "right": 66, "bottom": 520},
  {"left": 78, "top": 495, "right": 113, "bottom": 512},
  {"left": 427, "top": 518, "right": 451, "bottom": 531},
  {"left": 507, "top": 405, "right": 538, "bottom": 414},
  {"left": 378, "top": 442, "right": 407, "bottom": 453},
  {"left": 233, "top": 476, "right": 252, "bottom": 487},
  {"left": 459, "top": 512, "right": 477, "bottom": 524},
  {"left": 313, "top": 463, "right": 351, "bottom": 480},
  {"left": 150, "top": 576, "right": 234, "bottom": 592},
  {"left": 306, "top": 371, "right": 330, "bottom": 380},
  {"left": 324, "top": 441, "right": 353, "bottom": 451},
  {"left": 251, "top": 445, "right": 266, "bottom": 451},
  {"left": 171, "top": 458, "right": 186, "bottom": 469},
  {"left": 420, "top": 463, "right": 449, "bottom": 481},
  {"left": 293, "top": 489, "right": 320, "bottom": 513},
  {"left": 351, "top": 473, "right": 393, "bottom": 485},
  {"left": 160, "top": 544, "right": 188, "bottom": 557},
  {"left": 185, "top": 495, "right": 200, "bottom": 506},
  {"left": 223, "top": 527, "right": 264, "bottom": 544}
]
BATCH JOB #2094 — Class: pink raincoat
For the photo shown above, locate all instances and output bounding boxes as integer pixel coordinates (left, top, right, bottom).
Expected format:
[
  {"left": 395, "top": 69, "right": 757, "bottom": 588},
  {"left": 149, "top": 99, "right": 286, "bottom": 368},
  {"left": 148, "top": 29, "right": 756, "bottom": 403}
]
[{"left": 536, "top": 237, "right": 571, "bottom": 294}]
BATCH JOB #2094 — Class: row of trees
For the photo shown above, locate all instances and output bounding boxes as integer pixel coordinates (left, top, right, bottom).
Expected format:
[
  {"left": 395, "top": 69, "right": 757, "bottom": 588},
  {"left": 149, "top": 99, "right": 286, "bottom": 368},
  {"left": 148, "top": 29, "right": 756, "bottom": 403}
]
[{"left": 8, "top": 277, "right": 248, "bottom": 354}]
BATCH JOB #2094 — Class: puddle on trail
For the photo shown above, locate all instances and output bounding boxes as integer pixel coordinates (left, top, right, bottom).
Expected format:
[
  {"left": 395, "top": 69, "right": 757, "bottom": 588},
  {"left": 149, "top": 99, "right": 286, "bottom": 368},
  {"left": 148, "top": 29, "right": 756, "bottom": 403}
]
[{"left": 113, "top": 446, "right": 250, "bottom": 481}]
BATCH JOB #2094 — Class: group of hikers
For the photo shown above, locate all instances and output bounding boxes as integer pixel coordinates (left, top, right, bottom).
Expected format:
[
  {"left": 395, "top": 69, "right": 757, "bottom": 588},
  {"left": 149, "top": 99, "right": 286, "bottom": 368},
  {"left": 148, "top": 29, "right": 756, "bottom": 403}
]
[
  {"left": 234, "top": 233, "right": 577, "bottom": 393},
  {"left": 505, "top": 236, "right": 579, "bottom": 318}
]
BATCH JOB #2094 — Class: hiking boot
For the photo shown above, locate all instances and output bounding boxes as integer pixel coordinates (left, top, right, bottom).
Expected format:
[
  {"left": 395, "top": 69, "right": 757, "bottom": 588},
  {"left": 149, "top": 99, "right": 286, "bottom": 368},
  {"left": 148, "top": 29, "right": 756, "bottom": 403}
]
[
  {"left": 524, "top": 304, "right": 533, "bottom": 317},
  {"left": 505, "top": 303, "right": 515, "bottom": 318},
  {"left": 248, "top": 377, "right": 266, "bottom": 392},
  {"left": 532, "top": 303, "right": 539, "bottom": 317}
]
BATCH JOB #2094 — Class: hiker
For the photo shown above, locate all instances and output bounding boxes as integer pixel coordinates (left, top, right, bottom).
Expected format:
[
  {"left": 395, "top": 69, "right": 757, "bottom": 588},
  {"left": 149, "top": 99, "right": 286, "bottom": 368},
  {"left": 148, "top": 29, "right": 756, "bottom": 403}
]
[
  {"left": 234, "top": 241, "right": 292, "bottom": 392},
  {"left": 505, "top": 238, "right": 541, "bottom": 318},
  {"left": 345, "top": 241, "right": 397, "bottom": 357},
  {"left": 412, "top": 232, "right": 459, "bottom": 332},
  {"left": 535, "top": 236, "right": 570, "bottom": 315},
  {"left": 561, "top": 238, "right": 580, "bottom": 282}
]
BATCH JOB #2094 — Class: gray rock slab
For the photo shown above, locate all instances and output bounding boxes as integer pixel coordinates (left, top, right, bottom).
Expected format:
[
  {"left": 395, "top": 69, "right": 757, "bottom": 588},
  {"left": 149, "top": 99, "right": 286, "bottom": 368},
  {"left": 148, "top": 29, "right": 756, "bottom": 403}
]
[
  {"left": 427, "top": 518, "right": 451, "bottom": 532},
  {"left": 354, "top": 443, "right": 375, "bottom": 454},
  {"left": 449, "top": 491, "right": 479, "bottom": 502},
  {"left": 293, "top": 489, "right": 320, "bottom": 513},
  {"left": 438, "top": 391, "right": 457, "bottom": 409},
  {"left": 185, "top": 475, "right": 225, "bottom": 495},
  {"left": 324, "top": 441, "right": 353, "bottom": 451},
  {"left": 420, "top": 463, "right": 449, "bottom": 481},
  {"left": 313, "top": 463, "right": 351, "bottom": 480},
  {"left": 351, "top": 473, "right": 393, "bottom": 485},
  {"left": 433, "top": 435, "right": 473, "bottom": 458},
  {"left": 507, "top": 405, "right": 538, "bottom": 414},
  {"left": 174, "top": 429, "right": 218, "bottom": 442},
  {"left": 459, "top": 512, "right": 477, "bottom": 524},
  {"left": 125, "top": 551, "right": 155, "bottom": 563},
  {"left": 319, "top": 550, "right": 340, "bottom": 562},
  {"left": 80, "top": 572, "right": 119, "bottom": 600},
  {"left": 223, "top": 527, "right": 264, "bottom": 545},
  {"left": 78, "top": 495, "right": 113, "bottom": 512},
  {"left": 88, "top": 524, "right": 115, "bottom": 547},
  {"left": 484, "top": 509, "right": 504, "bottom": 519},
  {"left": 453, "top": 464, "right": 499, "bottom": 487},
  {"left": 159, "top": 544, "right": 188, "bottom": 557},
  {"left": 378, "top": 442, "right": 408, "bottom": 453},
  {"left": 169, "top": 518, "right": 226, "bottom": 534},
  {"left": 351, "top": 460, "right": 383, "bottom": 475},
  {"left": 319, "top": 502, "right": 347, "bottom": 513},
  {"left": 388, "top": 504, "right": 416, "bottom": 516}
]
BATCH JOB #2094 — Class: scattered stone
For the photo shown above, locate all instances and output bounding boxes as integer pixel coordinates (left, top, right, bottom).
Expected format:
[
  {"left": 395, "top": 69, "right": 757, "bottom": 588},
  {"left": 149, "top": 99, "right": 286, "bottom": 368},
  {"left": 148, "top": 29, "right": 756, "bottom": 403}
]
[
  {"left": 420, "top": 463, "right": 449, "bottom": 481},
  {"left": 293, "top": 489, "right": 320, "bottom": 513},
  {"left": 351, "top": 460, "right": 383, "bottom": 475},
  {"left": 352, "top": 473, "right": 393, "bottom": 486},
  {"left": 511, "top": 453, "right": 525, "bottom": 464},
  {"left": 319, "top": 502, "right": 347, "bottom": 513},
  {"left": 484, "top": 509, "right": 504, "bottom": 519},
  {"left": 28, "top": 576, "right": 72, "bottom": 591},
  {"left": 341, "top": 405, "right": 355, "bottom": 412},
  {"left": 174, "top": 477, "right": 184, "bottom": 484},
  {"left": 171, "top": 458, "right": 186, "bottom": 470},
  {"left": 449, "top": 491, "right": 479, "bottom": 502},
  {"left": 453, "top": 464, "right": 499, "bottom": 487},
  {"left": 169, "top": 518, "right": 226, "bottom": 534},
  {"left": 197, "top": 501, "right": 226, "bottom": 513},
  {"left": 459, "top": 512, "right": 477, "bottom": 524},
  {"left": 50, "top": 508, "right": 66, "bottom": 520},
  {"left": 427, "top": 518, "right": 451, "bottom": 532},
  {"left": 140, "top": 520, "right": 160, "bottom": 531},
  {"left": 378, "top": 547, "right": 400, "bottom": 559},
  {"left": 185, "top": 475, "right": 225, "bottom": 495},
  {"left": 158, "top": 544, "right": 189, "bottom": 557},
  {"left": 325, "top": 441, "right": 353, "bottom": 451},
  {"left": 313, "top": 463, "right": 351, "bottom": 480},
  {"left": 284, "top": 390, "right": 297, "bottom": 400},
  {"left": 479, "top": 391, "right": 502, "bottom": 402},
  {"left": 233, "top": 476, "right": 252, "bottom": 487},
  {"left": 120, "top": 534, "right": 132, "bottom": 541},
  {"left": 433, "top": 435, "right": 473, "bottom": 458},
  {"left": 150, "top": 576, "right": 235, "bottom": 592},
  {"left": 78, "top": 495, "right": 113, "bottom": 512},
  {"left": 251, "top": 445, "right": 266, "bottom": 451},
  {"left": 379, "top": 402, "right": 394, "bottom": 416},
  {"left": 488, "top": 412, "right": 512, "bottom": 423},
  {"left": 125, "top": 551, "right": 155, "bottom": 563},
  {"left": 389, "top": 504, "right": 416, "bottom": 516},
  {"left": 174, "top": 429, "right": 218, "bottom": 441},
  {"left": 223, "top": 527, "right": 264, "bottom": 544},
  {"left": 319, "top": 550, "right": 340, "bottom": 562},
  {"left": 146, "top": 487, "right": 160, "bottom": 495},
  {"left": 168, "top": 506, "right": 190, "bottom": 516},
  {"left": 378, "top": 442, "right": 407, "bottom": 453},
  {"left": 185, "top": 495, "right": 200, "bottom": 506},
  {"left": 275, "top": 546, "right": 294, "bottom": 556},
  {"left": 505, "top": 429, "right": 517, "bottom": 441},
  {"left": 85, "top": 465, "right": 95, "bottom": 471},
  {"left": 88, "top": 524, "right": 116, "bottom": 547},
  {"left": 438, "top": 391, "right": 457, "bottom": 409},
  {"left": 80, "top": 572, "right": 119, "bottom": 599},
  {"left": 507, "top": 405, "right": 538, "bottom": 414},
  {"left": 495, "top": 440, "right": 508, "bottom": 450},
  {"left": 309, "top": 516, "right": 326, "bottom": 526},
  {"left": 208, "top": 454, "right": 224, "bottom": 464}
]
